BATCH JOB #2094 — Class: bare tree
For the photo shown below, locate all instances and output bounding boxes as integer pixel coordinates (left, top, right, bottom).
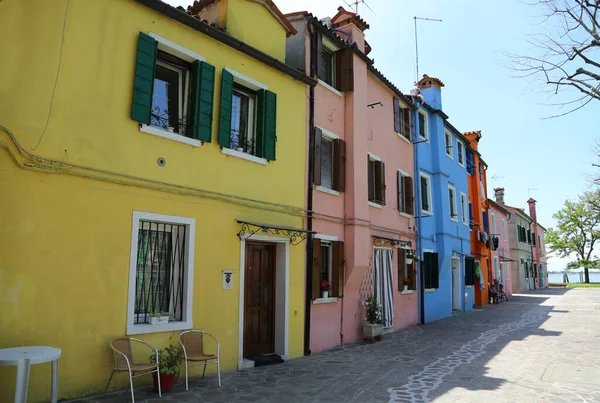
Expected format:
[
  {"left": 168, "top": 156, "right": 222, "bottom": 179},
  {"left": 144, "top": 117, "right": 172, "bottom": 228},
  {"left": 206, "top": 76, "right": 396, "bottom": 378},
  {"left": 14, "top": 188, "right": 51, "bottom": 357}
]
[{"left": 509, "top": 0, "right": 600, "bottom": 116}]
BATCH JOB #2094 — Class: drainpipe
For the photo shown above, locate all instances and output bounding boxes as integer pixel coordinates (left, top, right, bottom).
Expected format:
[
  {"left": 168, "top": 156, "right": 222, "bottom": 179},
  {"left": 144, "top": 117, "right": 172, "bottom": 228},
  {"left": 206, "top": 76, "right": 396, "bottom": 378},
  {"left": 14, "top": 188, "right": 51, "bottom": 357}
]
[
  {"left": 304, "top": 20, "right": 317, "bottom": 356},
  {"left": 412, "top": 100, "right": 425, "bottom": 325},
  {"left": 529, "top": 221, "right": 536, "bottom": 290}
]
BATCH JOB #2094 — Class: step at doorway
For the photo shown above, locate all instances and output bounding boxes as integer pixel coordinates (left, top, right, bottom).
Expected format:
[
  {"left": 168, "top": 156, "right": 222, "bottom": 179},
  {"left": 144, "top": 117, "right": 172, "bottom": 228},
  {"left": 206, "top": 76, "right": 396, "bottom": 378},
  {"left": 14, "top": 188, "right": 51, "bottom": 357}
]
[{"left": 246, "top": 353, "right": 284, "bottom": 367}]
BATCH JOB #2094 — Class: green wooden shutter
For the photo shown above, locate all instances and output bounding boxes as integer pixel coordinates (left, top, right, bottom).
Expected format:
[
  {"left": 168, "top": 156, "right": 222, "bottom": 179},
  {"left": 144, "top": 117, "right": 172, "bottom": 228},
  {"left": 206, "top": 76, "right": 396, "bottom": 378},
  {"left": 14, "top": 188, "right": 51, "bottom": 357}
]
[
  {"left": 131, "top": 32, "right": 158, "bottom": 124},
  {"left": 188, "top": 61, "right": 215, "bottom": 142},
  {"left": 256, "top": 89, "right": 278, "bottom": 160},
  {"left": 218, "top": 69, "right": 234, "bottom": 147}
]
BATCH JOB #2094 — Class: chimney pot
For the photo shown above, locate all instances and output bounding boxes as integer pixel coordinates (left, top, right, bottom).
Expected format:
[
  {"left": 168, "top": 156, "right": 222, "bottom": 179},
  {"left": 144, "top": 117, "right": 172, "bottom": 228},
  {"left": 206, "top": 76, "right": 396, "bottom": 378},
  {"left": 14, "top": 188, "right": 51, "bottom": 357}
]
[{"left": 494, "top": 187, "right": 505, "bottom": 205}]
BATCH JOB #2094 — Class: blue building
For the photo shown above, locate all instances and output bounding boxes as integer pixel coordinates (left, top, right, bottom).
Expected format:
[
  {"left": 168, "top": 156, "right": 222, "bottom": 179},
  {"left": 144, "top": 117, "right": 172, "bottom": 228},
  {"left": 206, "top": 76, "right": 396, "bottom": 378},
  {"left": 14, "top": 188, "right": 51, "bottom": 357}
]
[{"left": 412, "top": 75, "right": 473, "bottom": 323}]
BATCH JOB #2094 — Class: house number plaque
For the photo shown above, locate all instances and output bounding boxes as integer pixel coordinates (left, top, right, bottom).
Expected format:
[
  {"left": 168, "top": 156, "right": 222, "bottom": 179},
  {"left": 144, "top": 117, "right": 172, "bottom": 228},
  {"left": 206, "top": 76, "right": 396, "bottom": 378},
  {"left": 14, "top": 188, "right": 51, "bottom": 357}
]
[{"left": 222, "top": 270, "right": 234, "bottom": 290}]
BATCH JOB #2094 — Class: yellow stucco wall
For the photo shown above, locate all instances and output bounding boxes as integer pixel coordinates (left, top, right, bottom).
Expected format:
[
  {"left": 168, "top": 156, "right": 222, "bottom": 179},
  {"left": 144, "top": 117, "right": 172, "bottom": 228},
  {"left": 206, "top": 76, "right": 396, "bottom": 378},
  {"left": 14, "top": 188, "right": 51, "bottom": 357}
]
[{"left": 0, "top": 0, "right": 307, "bottom": 401}]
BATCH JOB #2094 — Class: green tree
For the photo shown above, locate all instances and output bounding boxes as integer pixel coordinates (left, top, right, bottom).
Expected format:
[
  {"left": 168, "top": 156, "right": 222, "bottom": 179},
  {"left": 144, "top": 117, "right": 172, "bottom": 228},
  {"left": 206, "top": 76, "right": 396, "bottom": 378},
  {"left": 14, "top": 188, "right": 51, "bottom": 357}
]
[{"left": 546, "top": 192, "right": 600, "bottom": 283}]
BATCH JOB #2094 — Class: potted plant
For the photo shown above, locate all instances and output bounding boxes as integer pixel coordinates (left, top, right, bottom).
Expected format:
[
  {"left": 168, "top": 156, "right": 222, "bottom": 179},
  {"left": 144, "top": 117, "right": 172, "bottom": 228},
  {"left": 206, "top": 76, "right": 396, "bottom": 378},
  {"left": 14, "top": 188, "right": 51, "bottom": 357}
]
[
  {"left": 321, "top": 280, "right": 331, "bottom": 299},
  {"left": 149, "top": 311, "right": 170, "bottom": 325},
  {"left": 405, "top": 250, "right": 416, "bottom": 264},
  {"left": 363, "top": 296, "right": 383, "bottom": 339},
  {"left": 150, "top": 341, "right": 182, "bottom": 392},
  {"left": 403, "top": 278, "right": 411, "bottom": 292}
]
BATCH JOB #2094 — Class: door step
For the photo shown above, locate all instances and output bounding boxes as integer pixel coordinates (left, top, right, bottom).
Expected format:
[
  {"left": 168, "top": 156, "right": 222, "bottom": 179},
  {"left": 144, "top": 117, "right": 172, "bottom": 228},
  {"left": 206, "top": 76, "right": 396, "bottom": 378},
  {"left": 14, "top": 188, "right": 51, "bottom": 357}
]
[{"left": 246, "top": 354, "right": 284, "bottom": 367}]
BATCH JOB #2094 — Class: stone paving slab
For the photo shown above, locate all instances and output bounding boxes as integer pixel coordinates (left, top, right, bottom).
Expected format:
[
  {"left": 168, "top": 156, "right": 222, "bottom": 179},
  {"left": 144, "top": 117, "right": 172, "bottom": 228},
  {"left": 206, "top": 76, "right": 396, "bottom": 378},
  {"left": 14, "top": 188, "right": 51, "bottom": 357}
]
[{"left": 71, "top": 288, "right": 600, "bottom": 402}]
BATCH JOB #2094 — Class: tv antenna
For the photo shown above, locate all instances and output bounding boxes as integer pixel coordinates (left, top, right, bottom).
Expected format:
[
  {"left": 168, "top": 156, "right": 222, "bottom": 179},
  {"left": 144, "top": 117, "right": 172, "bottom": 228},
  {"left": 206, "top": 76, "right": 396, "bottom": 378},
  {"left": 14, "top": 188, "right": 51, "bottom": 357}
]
[
  {"left": 414, "top": 16, "right": 442, "bottom": 84},
  {"left": 528, "top": 188, "right": 538, "bottom": 198},
  {"left": 491, "top": 175, "right": 505, "bottom": 187},
  {"left": 344, "top": 0, "right": 375, "bottom": 15}
]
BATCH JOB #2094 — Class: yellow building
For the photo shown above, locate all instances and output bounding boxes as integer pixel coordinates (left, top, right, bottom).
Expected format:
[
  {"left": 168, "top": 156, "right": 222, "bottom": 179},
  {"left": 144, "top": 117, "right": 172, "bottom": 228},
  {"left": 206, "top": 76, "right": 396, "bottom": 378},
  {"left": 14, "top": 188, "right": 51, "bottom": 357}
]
[{"left": 0, "top": 0, "right": 315, "bottom": 400}]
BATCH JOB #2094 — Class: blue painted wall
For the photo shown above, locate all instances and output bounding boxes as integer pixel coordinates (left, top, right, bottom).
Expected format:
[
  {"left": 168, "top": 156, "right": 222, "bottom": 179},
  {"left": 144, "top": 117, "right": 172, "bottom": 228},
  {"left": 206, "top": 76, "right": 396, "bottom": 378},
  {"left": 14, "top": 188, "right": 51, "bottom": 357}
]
[{"left": 413, "top": 87, "right": 472, "bottom": 324}]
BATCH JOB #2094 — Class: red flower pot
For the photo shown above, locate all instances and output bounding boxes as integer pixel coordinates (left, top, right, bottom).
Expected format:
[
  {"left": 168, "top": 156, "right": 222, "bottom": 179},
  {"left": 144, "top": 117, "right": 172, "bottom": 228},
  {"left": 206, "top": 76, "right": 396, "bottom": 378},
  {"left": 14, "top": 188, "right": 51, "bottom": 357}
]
[{"left": 152, "top": 373, "right": 176, "bottom": 392}]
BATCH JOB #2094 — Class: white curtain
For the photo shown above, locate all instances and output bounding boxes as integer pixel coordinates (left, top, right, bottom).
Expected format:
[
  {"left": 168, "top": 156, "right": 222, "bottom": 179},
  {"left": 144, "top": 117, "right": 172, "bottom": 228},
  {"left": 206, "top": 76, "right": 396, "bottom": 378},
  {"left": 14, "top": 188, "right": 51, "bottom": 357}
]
[{"left": 374, "top": 248, "right": 395, "bottom": 328}]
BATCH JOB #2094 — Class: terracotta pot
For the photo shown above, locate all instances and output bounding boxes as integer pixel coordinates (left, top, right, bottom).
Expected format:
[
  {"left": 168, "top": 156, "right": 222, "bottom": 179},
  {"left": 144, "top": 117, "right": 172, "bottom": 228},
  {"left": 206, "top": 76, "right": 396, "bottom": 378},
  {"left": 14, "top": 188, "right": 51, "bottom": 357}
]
[{"left": 152, "top": 373, "right": 176, "bottom": 392}]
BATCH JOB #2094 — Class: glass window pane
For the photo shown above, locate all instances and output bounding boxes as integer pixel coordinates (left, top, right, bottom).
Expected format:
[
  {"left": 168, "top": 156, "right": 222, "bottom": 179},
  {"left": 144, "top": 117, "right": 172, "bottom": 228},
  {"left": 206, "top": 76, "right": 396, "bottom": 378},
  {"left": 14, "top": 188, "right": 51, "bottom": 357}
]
[
  {"left": 321, "top": 138, "right": 334, "bottom": 189},
  {"left": 152, "top": 64, "right": 180, "bottom": 130}
]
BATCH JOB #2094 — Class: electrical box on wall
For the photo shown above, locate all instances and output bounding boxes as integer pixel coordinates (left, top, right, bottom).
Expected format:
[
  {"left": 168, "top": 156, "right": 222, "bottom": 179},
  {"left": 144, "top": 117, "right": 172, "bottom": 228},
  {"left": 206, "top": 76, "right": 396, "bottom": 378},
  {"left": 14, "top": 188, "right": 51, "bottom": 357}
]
[{"left": 222, "top": 270, "right": 234, "bottom": 290}]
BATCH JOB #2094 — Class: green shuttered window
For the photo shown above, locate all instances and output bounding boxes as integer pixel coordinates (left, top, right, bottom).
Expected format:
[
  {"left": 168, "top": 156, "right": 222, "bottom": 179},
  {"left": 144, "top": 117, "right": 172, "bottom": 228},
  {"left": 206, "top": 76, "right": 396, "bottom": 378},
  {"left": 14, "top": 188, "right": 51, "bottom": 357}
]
[{"left": 131, "top": 32, "right": 215, "bottom": 143}]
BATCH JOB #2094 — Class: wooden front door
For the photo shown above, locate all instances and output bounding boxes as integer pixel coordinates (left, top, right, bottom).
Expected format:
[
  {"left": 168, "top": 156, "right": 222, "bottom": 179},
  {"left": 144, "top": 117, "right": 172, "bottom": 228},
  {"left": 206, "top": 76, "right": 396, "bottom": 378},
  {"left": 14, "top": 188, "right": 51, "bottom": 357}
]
[{"left": 244, "top": 243, "right": 276, "bottom": 357}]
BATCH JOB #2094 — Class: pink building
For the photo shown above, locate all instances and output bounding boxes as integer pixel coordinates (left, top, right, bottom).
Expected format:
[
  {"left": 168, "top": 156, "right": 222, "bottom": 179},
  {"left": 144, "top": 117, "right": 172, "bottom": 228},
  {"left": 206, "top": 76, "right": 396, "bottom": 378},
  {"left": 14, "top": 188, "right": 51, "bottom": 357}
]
[
  {"left": 488, "top": 197, "right": 513, "bottom": 296},
  {"left": 286, "top": 8, "right": 417, "bottom": 353}
]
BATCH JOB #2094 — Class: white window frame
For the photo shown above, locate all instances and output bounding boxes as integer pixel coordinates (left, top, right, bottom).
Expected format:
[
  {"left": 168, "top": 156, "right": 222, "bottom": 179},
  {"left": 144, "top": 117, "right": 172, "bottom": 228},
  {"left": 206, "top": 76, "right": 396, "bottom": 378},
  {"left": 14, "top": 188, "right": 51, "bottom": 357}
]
[
  {"left": 317, "top": 36, "right": 340, "bottom": 95},
  {"left": 418, "top": 110, "right": 429, "bottom": 141},
  {"left": 420, "top": 172, "right": 433, "bottom": 215},
  {"left": 457, "top": 142, "right": 465, "bottom": 167},
  {"left": 313, "top": 234, "right": 338, "bottom": 304},
  {"left": 126, "top": 211, "right": 196, "bottom": 335},
  {"left": 317, "top": 127, "right": 339, "bottom": 194},
  {"left": 491, "top": 213, "right": 497, "bottom": 235},
  {"left": 397, "top": 169, "right": 412, "bottom": 218},
  {"left": 460, "top": 192, "right": 468, "bottom": 226},
  {"left": 448, "top": 185, "right": 458, "bottom": 222},
  {"left": 445, "top": 130, "right": 453, "bottom": 159}
]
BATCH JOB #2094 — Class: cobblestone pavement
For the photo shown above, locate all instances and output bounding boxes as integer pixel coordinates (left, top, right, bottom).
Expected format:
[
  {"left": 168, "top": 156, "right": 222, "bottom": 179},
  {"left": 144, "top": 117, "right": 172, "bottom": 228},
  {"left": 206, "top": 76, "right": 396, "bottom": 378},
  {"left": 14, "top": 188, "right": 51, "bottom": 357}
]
[{"left": 72, "top": 288, "right": 600, "bottom": 402}]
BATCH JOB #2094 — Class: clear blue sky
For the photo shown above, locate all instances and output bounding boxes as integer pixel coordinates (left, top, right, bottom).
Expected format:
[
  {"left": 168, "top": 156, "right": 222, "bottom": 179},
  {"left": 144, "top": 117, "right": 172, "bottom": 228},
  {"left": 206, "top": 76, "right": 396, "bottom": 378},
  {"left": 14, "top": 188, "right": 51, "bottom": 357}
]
[{"left": 166, "top": 0, "right": 600, "bottom": 270}]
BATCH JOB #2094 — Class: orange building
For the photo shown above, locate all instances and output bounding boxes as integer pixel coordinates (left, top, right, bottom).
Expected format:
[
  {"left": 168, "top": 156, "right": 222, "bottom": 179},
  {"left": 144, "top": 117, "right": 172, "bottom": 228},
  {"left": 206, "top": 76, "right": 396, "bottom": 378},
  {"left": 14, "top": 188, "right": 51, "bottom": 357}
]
[{"left": 465, "top": 130, "right": 492, "bottom": 306}]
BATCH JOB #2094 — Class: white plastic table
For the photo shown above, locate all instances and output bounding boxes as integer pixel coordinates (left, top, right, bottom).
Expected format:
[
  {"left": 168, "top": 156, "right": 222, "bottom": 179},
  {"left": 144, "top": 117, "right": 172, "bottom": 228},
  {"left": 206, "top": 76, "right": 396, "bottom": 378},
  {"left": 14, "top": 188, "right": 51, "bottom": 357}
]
[{"left": 0, "top": 346, "right": 61, "bottom": 403}]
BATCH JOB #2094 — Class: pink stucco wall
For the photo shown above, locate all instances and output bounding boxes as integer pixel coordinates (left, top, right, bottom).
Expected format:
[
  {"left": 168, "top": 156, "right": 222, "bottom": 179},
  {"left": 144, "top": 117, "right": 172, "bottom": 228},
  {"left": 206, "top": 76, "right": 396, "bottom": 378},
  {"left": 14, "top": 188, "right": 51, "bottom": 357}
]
[
  {"left": 489, "top": 203, "right": 512, "bottom": 296},
  {"left": 309, "top": 40, "right": 416, "bottom": 352}
]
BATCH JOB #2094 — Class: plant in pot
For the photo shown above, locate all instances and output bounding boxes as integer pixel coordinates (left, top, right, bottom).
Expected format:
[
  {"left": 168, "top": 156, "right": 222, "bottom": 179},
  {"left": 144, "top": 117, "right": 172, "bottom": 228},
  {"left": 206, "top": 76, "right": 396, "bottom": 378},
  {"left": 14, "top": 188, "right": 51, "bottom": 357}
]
[
  {"left": 403, "top": 277, "right": 411, "bottom": 292},
  {"left": 363, "top": 296, "right": 383, "bottom": 339},
  {"left": 321, "top": 280, "right": 331, "bottom": 299},
  {"left": 149, "top": 311, "right": 170, "bottom": 325},
  {"left": 149, "top": 341, "right": 181, "bottom": 392},
  {"left": 405, "top": 249, "right": 416, "bottom": 264}
]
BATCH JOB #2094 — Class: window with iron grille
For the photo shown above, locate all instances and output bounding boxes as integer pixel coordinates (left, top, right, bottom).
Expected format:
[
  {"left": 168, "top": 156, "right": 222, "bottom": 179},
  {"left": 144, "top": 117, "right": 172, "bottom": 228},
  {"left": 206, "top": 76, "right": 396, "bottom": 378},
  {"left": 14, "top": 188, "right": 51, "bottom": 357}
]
[
  {"left": 230, "top": 84, "right": 258, "bottom": 156},
  {"left": 127, "top": 212, "right": 195, "bottom": 334}
]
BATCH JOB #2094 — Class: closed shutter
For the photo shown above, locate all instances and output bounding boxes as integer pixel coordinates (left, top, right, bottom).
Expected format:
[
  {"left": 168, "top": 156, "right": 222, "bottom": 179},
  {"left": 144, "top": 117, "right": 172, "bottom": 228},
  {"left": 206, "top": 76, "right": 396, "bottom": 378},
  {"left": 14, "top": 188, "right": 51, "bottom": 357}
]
[
  {"left": 402, "top": 108, "right": 411, "bottom": 140},
  {"left": 331, "top": 241, "right": 344, "bottom": 297},
  {"left": 404, "top": 176, "right": 414, "bottom": 215},
  {"left": 397, "top": 171, "right": 403, "bottom": 213},
  {"left": 312, "top": 238, "right": 321, "bottom": 300},
  {"left": 313, "top": 127, "right": 322, "bottom": 186},
  {"left": 188, "top": 61, "right": 215, "bottom": 142},
  {"left": 482, "top": 211, "right": 489, "bottom": 232},
  {"left": 393, "top": 97, "right": 401, "bottom": 133},
  {"left": 465, "top": 257, "right": 475, "bottom": 286},
  {"left": 333, "top": 139, "right": 346, "bottom": 192},
  {"left": 218, "top": 69, "right": 234, "bottom": 147},
  {"left": 335, "top": 48, "right": 354, "bottom": 92},
  {"left": 430, "top": 253, "right": 439, "bottom": 289},
  {"left": 131, "top": 32, "right": 158, "bottom": 125},
  {"left": 257, "top": 89, "right": 277, "bottom": 160},
  {"left": 374, "top": 161, "right": 386, "bottom": 205},
  {"left": 398, "top": 249, "right": 406, "bottom": 292}
]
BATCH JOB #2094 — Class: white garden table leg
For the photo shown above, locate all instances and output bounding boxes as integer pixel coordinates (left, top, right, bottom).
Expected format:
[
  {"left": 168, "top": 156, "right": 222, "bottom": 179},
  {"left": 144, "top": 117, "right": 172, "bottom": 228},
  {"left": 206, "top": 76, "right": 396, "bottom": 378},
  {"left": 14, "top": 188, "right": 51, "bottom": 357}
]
[
  {"left": 51, "top": 359, "right": 59, "bottom": 403},
  {"left": 14, "top": 359, "right": 31, "bottom": 403}
]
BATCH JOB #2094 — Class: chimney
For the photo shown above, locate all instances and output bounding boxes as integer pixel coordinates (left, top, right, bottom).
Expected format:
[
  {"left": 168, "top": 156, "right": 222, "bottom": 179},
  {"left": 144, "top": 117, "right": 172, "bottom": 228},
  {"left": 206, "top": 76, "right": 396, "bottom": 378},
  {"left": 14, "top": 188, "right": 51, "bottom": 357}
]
[
  {"left": 330, "top": 6, "right": 369, "bottom": 52},
  {"left": 494, "top": 187, "right": 505, "bottom": 205},
  {"left": 417, "top": 74, "right": 444, "bottom": 110},
  {"left": 528, "top": 198, "right": 537, "bottom": 221}
]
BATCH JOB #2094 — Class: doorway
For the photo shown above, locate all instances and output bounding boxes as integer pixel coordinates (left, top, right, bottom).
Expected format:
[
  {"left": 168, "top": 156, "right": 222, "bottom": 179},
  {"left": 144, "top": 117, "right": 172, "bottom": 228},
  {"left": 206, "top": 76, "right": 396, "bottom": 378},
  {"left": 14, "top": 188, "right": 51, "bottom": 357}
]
[
  {"left": 373, "top": 247, "right": 394, "bottom": 328},
  {"left": 451, "top": 257, "right": 461, "bottom": 311},
  {"left": 243, "top": 242, "right": 276, "bottom": 358}
]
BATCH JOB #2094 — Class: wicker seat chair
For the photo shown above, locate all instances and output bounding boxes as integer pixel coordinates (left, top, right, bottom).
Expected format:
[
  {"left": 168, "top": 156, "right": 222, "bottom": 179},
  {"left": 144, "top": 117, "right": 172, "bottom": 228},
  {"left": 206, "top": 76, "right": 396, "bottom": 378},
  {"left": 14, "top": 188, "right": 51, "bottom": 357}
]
[
  {"left": 178, "top": 330, "right": 221, "bottom": 390},
  {"left": 105, "top": 338, "right": 161, "bottom": 402}
]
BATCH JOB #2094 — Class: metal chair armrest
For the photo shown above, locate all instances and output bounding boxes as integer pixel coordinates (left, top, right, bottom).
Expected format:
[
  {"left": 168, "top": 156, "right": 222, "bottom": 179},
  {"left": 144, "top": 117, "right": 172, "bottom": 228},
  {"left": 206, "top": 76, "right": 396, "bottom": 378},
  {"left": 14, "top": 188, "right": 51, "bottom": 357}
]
[{"left": 130, "top": 337, "right": 160, "bottom": 364}]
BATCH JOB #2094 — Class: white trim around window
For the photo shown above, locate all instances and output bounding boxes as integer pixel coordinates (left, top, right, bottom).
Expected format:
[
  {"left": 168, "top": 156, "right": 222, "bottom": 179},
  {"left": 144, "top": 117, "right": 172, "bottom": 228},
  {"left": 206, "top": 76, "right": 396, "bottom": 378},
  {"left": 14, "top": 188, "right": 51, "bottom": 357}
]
[
  {"left": 149, "top": 33, "right": 206, "bottom": 63},
  {"left": 140, "top": 124, "right": 203, "bottom": 148},
  {"left": 448, "top": 184, "right": 458, "bottom": 222},
  {"left": 461, "top": 192, "right": 468, "bottom": 226},
  {"left": 221, "top": 147, "right": 268, "bottom": 165},
  {"left": 317, "top": 126, "right": 340, "bottom": 140},
  {"left": 418, "top": 109, "right": 429, "bottom": 141},
  {"left": 318, "top": 79, "right": 343, "bottom": 97},
  {"left": 126, "top": 211, "right": 196, "bottom": 335},
  {"left": 314, "top": 234, "right": 339, "bottom": 242},
  {"left": 420, "top": 172, "right": 433, "bottom": 215},
  {"left": 445, "top": 130, "right": 453, "bottom": 159},
  {"left": 368, "top": 152, "right": 382, "bottom": 162},
  {"left": 457, "top": 142, "right": 465, "bottom": 168},
  {"left": 224, "top": 67, "right": 268, "bottom": 91}
]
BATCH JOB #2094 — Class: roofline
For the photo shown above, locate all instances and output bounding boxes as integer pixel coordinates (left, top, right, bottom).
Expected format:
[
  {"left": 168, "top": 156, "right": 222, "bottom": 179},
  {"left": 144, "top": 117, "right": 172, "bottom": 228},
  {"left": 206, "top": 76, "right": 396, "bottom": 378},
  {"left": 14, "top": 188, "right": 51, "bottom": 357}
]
[
  {"left": 488, "top": 199, "right": 512, "bottom": 216},
  {"left": 505, "top": 206, "right": 533, "bottom": 222},
  {"left": 135, "top": 0, "right": 317, "bottom": 87}
]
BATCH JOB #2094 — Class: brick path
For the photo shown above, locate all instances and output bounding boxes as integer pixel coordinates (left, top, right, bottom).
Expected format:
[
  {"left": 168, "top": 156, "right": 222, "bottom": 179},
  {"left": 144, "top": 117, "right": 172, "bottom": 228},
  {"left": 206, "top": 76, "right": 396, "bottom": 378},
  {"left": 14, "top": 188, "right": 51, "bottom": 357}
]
[{"left": 72, "top": 288, "right": 600, "bottom": 402}]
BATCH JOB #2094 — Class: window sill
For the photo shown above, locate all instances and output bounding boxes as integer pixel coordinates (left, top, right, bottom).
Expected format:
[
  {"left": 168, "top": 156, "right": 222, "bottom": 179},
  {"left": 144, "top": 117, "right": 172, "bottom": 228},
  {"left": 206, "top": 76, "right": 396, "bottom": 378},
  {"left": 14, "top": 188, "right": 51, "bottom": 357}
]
[
  {"left": 400, "top": 290, "right": 414, "bottom": 295},
  {"left": 140, "top": 125, "right": 202, "bottom": 148},
  {"left": 127, "top": 320, "right": 192, "bottom": 335},
  {"left": 369, "top": 201, "right": 383, "bottom": 209},
  {"left": 446, "top": 154, "right": 454, "bottom": 160},
  {"left": 466, "top": 285, "right": 473, "bottom": 289},
  {"left": 312, "top": 297, "right": 338, "bottom": 305},
  {"left": 422, "top": 210, "right": 433, "bottom": 216},
  {"left": 419, "top": 136, "right": 429, "bottom": 143},
  {"left": 399, "top": 212, "right": 413, "bottom": 219},
  {"left": 221, "top": 148, "right": 267, "bottom": 165},
  {"left": 396, "top": 132, "right": 412, "bottom": 144},
  {"left": 316, "top": 186, "right": 340, "bottom": 197},
  {"left": 424, "top": 288, "right": 437, "bottom": 293},
  {"left": 450, "top": 217, "right": 459, "bottom": 222},
  {"left": 318, "top": 79, "right": 343, "bottom": 97}
]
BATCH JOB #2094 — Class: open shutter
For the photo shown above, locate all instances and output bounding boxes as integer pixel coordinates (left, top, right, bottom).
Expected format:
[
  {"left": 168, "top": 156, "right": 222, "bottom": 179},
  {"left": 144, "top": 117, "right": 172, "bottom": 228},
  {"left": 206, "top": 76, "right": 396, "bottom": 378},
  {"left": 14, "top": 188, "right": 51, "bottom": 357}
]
[
  {"left": 188, "top": 61, "right": 215, "bottom": 142},
  {"left": 315, "top": 33, "right": 323, "bottom": 80},
  {"left": 398, "top": 249, "right": 406, "bottom": 292},
  {"left": 218, "top": 69, "right": 233, "bottom": 148},
  {"left": 131, "top": 32, "right": 158, "bottom": 125},
  {"left": 335, "top": 48, "right": 354, "bottom": 92},
  {"left": 333, "top": 139, "right": 346, "bottom": 192},
  {"left": 257, "top": 89, "right": 278, "bottom": 160},
  {"left": 404, "top": 176, "right": 414, "bottom": 215},
  {"left": 312, "top": 238, "right": 321, "bottom": 300},
  {"left": 408, "top": 261, "right": 416, "bottom": 290},
  {"left": 397, "top": 171, "right": 403, "bottom": 213},
  {"left": 314, "top": 127, "right": 322, "bottom": 186},
  {"left": 374, "top": 161, "right": 386, "bottom": 205},
  {"left": 423, "top": 252, "right": 431, "bottom": 289},
  {"left": 393, "top": 98, "right": 401, "bottom": 133},
  {"left": 402, "top": 108, "right": 411, "bottom": 140},
  {"left": 465, "top": 257, "right": 474, "bottom": 286},
  {"left": 331, "top": 241, "right": 344, "bottom": 297},
  {"left": 431, "top": 253, "right": 439, "bottom": 289}
]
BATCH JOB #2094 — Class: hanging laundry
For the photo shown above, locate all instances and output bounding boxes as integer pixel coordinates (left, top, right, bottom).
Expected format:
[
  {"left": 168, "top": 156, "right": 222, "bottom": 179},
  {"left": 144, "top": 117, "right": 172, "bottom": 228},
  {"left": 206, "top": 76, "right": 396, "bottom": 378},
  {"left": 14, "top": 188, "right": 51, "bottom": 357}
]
[
  {"left": 475, "top": 260, "right": 482, "bottom": 278},
  {"left": 492, "top": 237, "right": 499, "bottom": 251}
]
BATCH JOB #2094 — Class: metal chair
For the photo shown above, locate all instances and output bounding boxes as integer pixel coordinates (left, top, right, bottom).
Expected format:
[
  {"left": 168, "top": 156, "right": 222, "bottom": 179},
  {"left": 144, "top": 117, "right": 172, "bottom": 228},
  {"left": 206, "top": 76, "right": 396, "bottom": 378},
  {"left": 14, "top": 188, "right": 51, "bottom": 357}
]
[
  {"left": 105, "top": 338, "right": 161, "bottom": 402},
  {"left": 178, "top": 330, "right": 221, "bottom": 390}
]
